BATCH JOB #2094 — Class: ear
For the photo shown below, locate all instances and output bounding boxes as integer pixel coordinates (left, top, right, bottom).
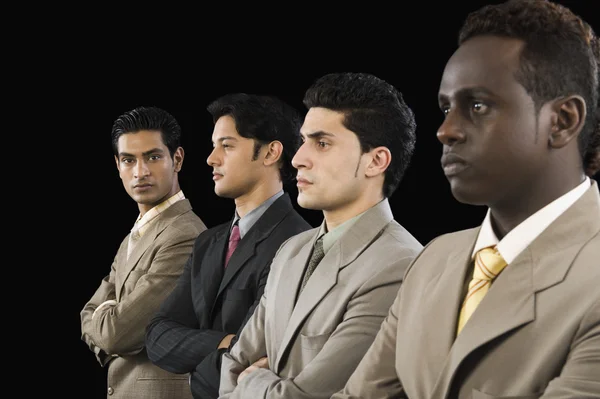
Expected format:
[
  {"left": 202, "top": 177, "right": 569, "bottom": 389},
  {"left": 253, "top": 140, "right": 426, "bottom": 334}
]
[
  {"left": 173, "top": 147, "right": 184, "bottom": 172},
  {"left": 263, "top": 141, "right": 283, "bottom": 167},
  {"left": 364, "top": 146, "right": 392, "bottom": 177},
  {"left": 548, "top": 95, "right": 586, "bottom": 149}
]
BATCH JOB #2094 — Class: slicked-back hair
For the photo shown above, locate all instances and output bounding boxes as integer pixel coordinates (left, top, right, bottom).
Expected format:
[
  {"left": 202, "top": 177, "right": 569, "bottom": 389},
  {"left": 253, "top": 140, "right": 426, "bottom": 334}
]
[{"left": 111, "top": 106, "right": 182, "bottom": 159}]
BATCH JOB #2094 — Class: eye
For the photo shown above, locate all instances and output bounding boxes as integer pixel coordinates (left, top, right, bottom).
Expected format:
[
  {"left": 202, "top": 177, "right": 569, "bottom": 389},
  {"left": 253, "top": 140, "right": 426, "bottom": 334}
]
[
  {"left": 318, "top": 141, "right": 329, "bottom": 148},
  {"left": 122, "top": 158, "right": 134, "bottom": 164},
  {"left": 472, "top": 101, "right": 488, "bottom": 114},
  {"left": 441, "top": 105, "right": 450, "bottom": 116},
  {"left": 149, "top": 155, "right": 161, "bottom": 161}
]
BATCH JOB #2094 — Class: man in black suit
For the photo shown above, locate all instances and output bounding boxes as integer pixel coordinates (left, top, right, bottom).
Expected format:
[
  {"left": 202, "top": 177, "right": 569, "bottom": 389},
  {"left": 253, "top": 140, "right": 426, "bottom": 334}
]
[{"left": 145, "top": 93, "right": 312, "bottom": 398}]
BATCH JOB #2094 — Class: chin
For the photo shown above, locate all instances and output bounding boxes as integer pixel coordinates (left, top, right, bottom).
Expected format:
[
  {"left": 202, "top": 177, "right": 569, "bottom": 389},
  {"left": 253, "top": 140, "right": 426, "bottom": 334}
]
[
  {"left": 297, "top": 195, "right": 320, "bottom": 211},
  {"left": 450, "top": 182, "right": 488, "bottom": 206}
]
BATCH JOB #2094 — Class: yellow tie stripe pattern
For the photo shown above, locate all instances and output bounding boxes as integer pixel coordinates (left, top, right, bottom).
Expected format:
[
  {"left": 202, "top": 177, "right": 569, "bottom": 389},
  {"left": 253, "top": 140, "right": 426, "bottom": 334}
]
[{"left": 456, "top": 246, "right": 508, "bottom": 335}]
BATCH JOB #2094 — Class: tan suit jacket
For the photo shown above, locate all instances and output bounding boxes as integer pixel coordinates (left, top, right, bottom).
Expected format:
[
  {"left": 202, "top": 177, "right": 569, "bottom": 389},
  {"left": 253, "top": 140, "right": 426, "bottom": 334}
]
[
  {"left": 335, "top": 182, "right": 600, "bottom": 399},
  {"left": 219, "top": 199, "right": 423, "bottom": 399},
  {"left": 81, "top": 199, "right": 206, "bottom": 399}
]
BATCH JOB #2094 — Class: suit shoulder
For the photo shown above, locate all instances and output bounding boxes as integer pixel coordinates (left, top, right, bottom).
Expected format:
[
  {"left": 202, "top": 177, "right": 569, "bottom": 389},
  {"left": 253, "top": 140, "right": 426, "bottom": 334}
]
[
  {"left": 402, "top": 227, "right": 479, "bottom": 280},
  {"left": 169, "top": 209, "right": 207, "bottom": 236},
  {"left": 277, "top": 208, "right": 312, "bottom": 233},
  {"left": 273, "top": 227, "right": 319, "bottom": 257},
  {"left": 386, "top": 221, "right": 424, "bottom": 255},
  {"left": 423, "top": 227, "right": 479, "bottom": 251}
]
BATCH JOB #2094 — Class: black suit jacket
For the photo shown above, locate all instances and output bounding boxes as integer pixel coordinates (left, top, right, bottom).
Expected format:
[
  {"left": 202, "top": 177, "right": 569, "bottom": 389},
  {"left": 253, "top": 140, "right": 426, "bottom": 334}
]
[{"left": 145, "top": 193, "right": 311, "bottom": 398}]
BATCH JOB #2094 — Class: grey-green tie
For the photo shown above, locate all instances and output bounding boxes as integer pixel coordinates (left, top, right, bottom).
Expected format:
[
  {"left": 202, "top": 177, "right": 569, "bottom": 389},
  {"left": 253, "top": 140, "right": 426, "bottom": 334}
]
[{"left": 299, "top": 237, "right": 325, "bottom": 294}]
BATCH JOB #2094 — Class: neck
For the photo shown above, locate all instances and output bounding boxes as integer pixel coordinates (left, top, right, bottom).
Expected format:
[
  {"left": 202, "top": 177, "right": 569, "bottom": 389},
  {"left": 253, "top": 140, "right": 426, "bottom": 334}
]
[
  {"left": 234, "top": 178, "right": 282, "bottom": 219},
  {"left": 323, "top": 190, "right": 384, "bottom": 231},
  {"left": 489, "top": 171, "right": 585, "bottom": 239}
]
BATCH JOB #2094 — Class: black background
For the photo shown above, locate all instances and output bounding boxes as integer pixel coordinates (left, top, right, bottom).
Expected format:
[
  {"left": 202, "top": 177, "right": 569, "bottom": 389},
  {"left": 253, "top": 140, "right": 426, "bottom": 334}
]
[{"left": 66, "top": 2, "right": 599, "bottom": 397}]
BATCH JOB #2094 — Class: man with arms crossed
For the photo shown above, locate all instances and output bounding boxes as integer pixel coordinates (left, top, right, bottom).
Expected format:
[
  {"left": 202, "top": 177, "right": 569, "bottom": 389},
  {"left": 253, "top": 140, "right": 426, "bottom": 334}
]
[
  {"left": 146, "top": 93, "right": 311, "bottom": 398},
  {"left": 219, "top": 72, "right": 423, "bottom": 399},
  {"left": 81, "top": 106, "right": 206, "bottom": 399}
]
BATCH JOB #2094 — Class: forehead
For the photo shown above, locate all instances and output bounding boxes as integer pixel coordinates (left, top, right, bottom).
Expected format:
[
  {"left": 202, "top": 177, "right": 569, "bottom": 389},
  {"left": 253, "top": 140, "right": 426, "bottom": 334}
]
[
  {"left": 212, "top": 115, "right": 242, "bottom": 140},
  {"left": 439, "top": 36, "right": 525, "bottom": 99},
  {"left": 301, "top": 107, "right": 355, "bottom": 138},
  {"left": 118, "top": 130, "right": 165, "bottom": 152}
]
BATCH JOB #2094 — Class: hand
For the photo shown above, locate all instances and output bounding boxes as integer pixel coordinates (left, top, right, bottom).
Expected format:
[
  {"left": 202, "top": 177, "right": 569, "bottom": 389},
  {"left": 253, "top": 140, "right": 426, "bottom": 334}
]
[
  {"left": 237, "top": 356, "right": 268, "bottom": 384},
  {"left": 218, "top": 334, "right": 236, "bottom": 350}
]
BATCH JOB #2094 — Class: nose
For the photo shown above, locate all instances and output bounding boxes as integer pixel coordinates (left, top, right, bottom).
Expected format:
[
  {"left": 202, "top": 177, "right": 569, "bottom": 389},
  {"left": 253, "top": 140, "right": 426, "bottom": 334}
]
[
  {"left": 437, "top": 110, "right": 466, "bottom": 146},
  {"left": 206, "top": 147, "right": 220, "bottom": 167},
  {"left": 134, "top": 160, "right": 150, "bottom": 178},
  {"left": 291, "top": 141, "right": 311, "bottom": 170}
]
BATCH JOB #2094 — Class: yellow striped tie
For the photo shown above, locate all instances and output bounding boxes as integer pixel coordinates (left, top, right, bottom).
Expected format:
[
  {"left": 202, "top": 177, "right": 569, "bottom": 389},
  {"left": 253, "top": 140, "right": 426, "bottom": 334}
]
[{"left": 457, "top": 246, "right": 508, "bottom": 335}]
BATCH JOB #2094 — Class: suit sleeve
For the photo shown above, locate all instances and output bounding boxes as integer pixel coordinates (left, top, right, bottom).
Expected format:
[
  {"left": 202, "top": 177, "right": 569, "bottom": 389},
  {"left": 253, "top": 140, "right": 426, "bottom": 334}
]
[
  {"left": 145, "top": 241, "right": 230, "bottom": 374},
  {"left": 80, "top": 253, "right": 119, "bottom": 366},
  {"left": 222, "top": 255, "right": 413, "bottom": 399},
  {"left": 80, "top": 228, "right": 197, "bottom": 357},
  {"left": 219, "top": 260, "right": 274, "bottom": 397},
  {"left": 190, "top": 260, "right": 270, "bottom": 397},
  {"left": 541, "top": 297, "right": 600, "bottom": 398},
  {"left": 332, "top": 286, "right": 407, "bottom": 398}
]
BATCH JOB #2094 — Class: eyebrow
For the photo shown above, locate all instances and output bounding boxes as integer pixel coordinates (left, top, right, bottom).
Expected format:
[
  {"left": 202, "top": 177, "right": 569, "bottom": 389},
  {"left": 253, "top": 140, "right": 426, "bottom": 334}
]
[
  {"left": 438, "top": 87, "right": 495, "bottom": 102},
  {"left": 118, "top": 148, "right": 165, "bottom": 157},
  {"left": 301, "top": 131, "right": 335, "bottom": 140},
  {"left": 215, "top": 136, "right": 238, "bottom": 143}
]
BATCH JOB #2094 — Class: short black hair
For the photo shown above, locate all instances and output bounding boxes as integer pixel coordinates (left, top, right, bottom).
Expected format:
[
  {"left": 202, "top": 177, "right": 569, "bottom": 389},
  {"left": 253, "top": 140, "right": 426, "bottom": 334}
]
[
  {"left": 207, "top": 93, "right": 303, "bottom": 184},
  {"left": 303, "top": 72, "right": 417, "bottom": 198},
  {"left": 459, "top": 0, "right": 600, "bottom": 177}
]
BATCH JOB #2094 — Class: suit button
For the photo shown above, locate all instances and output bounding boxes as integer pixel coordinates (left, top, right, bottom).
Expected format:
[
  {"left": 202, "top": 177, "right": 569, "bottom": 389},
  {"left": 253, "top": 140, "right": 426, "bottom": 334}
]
[{"left": 107, "top": 387, "right": 114, "bottom": 395}]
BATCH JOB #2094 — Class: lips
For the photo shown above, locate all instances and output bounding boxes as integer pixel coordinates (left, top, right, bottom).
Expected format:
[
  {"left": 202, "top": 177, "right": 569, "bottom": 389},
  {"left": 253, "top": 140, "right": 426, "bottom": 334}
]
[
  {"left": 441, "top": 153, "right": 469, "bottom": 176},
  {"left": 296, "top": 176, "right": 312, "bottom": 187},
  {"left": 133, "top": 183, "right": 152, "bottom": 191}
]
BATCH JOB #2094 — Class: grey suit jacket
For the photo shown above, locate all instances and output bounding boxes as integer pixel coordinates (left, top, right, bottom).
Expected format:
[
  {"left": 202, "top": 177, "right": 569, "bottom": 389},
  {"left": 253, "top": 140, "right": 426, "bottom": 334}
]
[
  {"left": 335, "top": 181, "right": 600, "bottom": 399},
  {"left": 81, "top": 199, "right": 206, "bottom": 399},
  {"left": 219, "top": 199, "right": 423, "bottom": 399}
]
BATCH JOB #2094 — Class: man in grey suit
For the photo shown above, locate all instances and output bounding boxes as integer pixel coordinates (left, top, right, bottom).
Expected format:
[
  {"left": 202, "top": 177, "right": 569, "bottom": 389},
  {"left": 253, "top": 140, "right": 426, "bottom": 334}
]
[
  {"left": 218, "top": 72, "right": 423, "bottom": 399},
  {"left": 335, "top": 1, "right": 600, "bottom": 398},
  {"left": 80, "top": 106, "right": 207, "bottom": 399}
]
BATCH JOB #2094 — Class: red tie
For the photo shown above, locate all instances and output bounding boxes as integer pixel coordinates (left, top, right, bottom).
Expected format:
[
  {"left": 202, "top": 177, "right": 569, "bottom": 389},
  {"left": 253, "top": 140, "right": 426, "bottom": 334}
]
[{"left": 225, "top": 224, "right": 240, "bottom": 267}]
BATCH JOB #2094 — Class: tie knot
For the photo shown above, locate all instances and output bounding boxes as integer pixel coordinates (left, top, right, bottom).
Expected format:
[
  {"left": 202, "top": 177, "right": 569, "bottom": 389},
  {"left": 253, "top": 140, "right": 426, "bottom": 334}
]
[
  {"left": 473, "top": 246, "right": 507, "bottom": 281},
  {"left": 312, "top": 236, "right": 324, "bottom": 260}
]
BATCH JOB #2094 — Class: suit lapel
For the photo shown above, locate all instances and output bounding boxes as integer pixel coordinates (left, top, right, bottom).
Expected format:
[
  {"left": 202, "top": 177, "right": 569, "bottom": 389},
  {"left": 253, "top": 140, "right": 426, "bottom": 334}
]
[
  {"left": 204, "top": 225, "right": 228, "bottom": 322},
  {"left": 274, "top": 199, "right": 394, "bottom": 372},
  {"left": 432, "top": 250, "right": 536, "bottom": 398},
  {"left": 417, "top": 231, "right": 477, "bottom": 391},
  {"left": 273, "top": 232, "right": 319, "bottom": 372},
  {"left": 216, "top": 194, "right": 294, "bottom": 298},
  {"left": 116, "top": 223, "right": 159, "bottom": 298},
  {"left": 432, "top": 182, "right": 600, "bottom": 399},
  {"left": 116, "top": 200, "right": 192, "bottom": 299}
]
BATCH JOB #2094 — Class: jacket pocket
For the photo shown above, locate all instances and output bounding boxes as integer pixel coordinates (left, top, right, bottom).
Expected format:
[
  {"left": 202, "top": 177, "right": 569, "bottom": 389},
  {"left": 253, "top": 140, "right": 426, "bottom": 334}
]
[{"left": 300, "top": 332, "right": 331, "bottom": 350}]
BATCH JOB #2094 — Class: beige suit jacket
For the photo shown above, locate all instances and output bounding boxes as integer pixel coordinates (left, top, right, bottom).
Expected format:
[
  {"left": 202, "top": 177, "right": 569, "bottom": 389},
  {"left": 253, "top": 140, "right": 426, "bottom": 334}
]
[
  {"left": 81, "top": 199, "right": 206, "bottom": 399},
  {"left": 336, "top": 182, "right": 600, "bottom": 399},
  {"left": 219, "top": 199, "right": 423, "bottom": 399}
]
